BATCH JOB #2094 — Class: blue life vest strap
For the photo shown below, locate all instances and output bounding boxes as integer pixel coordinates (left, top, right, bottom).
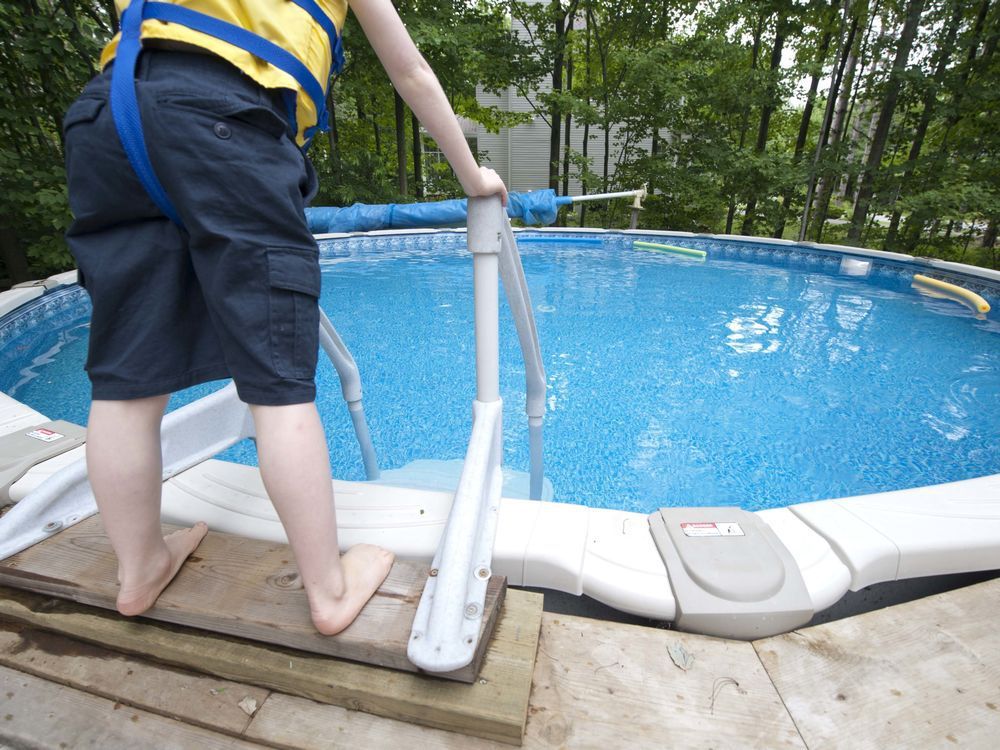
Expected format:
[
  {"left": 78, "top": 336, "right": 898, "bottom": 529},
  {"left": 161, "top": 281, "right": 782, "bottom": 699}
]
[
  {"left": 288, "top": 0, "right": 346, "bottom": 76},
  {"left": 110, "top": 0, "right": 343, "bottom": 227},
  {"left": 111, "top": 0, "right": 183, "bottom": 225}
]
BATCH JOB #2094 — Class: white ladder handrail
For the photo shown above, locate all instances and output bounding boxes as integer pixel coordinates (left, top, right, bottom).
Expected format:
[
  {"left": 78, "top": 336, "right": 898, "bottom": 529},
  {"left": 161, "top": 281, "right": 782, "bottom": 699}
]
[
  {"left": 407, "top": 196, "right": 548, "bottom": 672},
  {"left": 407, "top": 196, "right": 507, "bottom": 672},
  {"left": 498, "top": 219, "right": 547, "bottom": 499}
]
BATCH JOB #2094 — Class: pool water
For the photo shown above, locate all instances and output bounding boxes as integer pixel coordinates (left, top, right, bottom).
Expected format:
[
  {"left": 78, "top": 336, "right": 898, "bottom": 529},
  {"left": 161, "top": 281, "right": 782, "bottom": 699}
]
[{"left": 3, "top": 233, "right": 999, "bottom": 514}]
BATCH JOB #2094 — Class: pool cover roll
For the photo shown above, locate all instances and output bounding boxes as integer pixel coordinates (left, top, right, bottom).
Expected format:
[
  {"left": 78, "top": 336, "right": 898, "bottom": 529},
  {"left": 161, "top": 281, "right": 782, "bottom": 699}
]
[{"left": 306, "top": 189, "right": 573, "bottom": 233}]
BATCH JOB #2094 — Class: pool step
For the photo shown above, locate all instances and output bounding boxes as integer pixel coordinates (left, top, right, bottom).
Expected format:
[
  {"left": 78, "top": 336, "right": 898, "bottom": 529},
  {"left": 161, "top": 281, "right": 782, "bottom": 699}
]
[
  {"left": 648, "top": 507, "right": 813, "bottom": 639},
  {"left": 373, "top": 458, "right": 555, "bottom": 501}
]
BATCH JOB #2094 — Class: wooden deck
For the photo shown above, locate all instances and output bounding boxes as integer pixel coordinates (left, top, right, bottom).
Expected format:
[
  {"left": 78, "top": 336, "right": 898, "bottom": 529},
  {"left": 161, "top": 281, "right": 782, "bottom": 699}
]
[{"left": 1, "top": 576, "right": 998, "bottom": 748}]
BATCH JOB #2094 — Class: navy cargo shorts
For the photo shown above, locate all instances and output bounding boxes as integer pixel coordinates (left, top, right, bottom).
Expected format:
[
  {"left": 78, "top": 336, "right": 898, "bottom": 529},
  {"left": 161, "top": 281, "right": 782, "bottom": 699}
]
[{"left": 63, "top": 49, "right": 321, "bottom": 406}]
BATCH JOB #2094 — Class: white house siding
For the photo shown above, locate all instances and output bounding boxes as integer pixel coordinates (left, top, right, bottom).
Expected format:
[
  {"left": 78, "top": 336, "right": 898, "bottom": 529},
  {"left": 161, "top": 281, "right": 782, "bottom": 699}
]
[
  {"left": 476, "top": 86, "right": 652, "bottom": 196},
  {"left": 474, "top": 2, "right": 653, "bottom": 197}
]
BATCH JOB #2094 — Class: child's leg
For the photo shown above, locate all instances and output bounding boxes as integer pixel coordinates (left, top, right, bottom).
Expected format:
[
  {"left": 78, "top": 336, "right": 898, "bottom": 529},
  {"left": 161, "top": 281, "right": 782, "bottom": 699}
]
[
  {"left": 249, "top": 402, "right": 394, "bottom": 635},
  {"left": 87, "top": 396, "right": 208, "bottom": 616}
]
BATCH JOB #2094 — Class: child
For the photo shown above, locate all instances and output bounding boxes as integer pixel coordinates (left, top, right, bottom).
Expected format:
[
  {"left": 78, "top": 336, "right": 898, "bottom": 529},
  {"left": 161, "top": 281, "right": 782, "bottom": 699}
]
[{"left": 63, "top": 0, "right": 507, "bottom": 635}]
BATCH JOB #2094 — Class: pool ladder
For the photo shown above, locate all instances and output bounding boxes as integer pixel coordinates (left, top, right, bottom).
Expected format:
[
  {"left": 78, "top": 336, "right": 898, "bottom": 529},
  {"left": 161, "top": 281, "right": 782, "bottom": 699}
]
[
  {"left": 408, "top": 196, "right": 546, "bottom": 671},
  {"left": 0, "top": 196, "right": 544, "bottom": 673}
]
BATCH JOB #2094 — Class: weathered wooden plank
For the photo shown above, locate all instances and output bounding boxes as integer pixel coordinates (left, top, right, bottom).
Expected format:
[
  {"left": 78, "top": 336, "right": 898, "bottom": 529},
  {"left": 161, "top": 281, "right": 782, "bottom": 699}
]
[
  {"left": 0, "top": 665, "right": 265, "bottom": 749},
  {"left": 0, "top": 621, "right": 268, "bottom": 737},
  {"left": 245, "top": 691, "right": 506, "bottom": 749},
  {"left": 0, "top": 585, "right": 542, "bottom": 745},
  {"left": 246, "top": 612, "right": 806, "bottom": 750},
  {"left": 522, "top": 615, "right": 804, "bottom": 749},
  {"left": 754, "top": 577, "right": 1000, "bottom": 750},
  {"left": 0, "top": 515, "right": 504, "bottom": 682}
]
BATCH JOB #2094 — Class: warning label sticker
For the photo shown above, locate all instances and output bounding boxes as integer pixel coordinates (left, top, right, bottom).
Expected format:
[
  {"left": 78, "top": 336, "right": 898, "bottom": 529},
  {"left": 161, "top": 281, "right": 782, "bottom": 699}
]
[
  {"left": 26, "top": 428, "right": 64, "bottom": 443},
  {"left": 680, "top": 522, "right": 745, "bottom": 537}
]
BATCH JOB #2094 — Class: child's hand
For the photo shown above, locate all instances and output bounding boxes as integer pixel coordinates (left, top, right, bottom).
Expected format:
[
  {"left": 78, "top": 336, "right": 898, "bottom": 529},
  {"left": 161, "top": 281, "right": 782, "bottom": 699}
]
[{"left": 463, "top": 167, "right": 508, "bottom": 207}]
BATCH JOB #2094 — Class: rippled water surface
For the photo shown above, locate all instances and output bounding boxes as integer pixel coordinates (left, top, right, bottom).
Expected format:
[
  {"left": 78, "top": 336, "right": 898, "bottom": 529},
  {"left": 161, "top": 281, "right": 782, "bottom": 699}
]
[{"left": 3, "top": 233, "right": 999, "bottom": 513}]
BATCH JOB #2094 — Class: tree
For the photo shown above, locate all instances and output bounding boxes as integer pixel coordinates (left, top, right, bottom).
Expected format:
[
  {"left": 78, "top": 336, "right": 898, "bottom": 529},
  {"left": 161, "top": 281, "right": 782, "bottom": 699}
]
[
  {"left": 0, "top": 1, "right": 111, "bottom": 284},
  {"left": 846, "top": 0, "right": 925, "bottom": 244}
]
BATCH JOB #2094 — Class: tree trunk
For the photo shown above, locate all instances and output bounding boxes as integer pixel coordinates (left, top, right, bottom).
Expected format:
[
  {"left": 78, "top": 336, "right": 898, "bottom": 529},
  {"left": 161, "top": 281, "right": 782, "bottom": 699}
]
[
  {"left": 598, "top": 40, "right": 610, "bottom": 195},
  {"left": 882, "top": 2, "right": 962, "bottom": 250},
  {"left": 0, "top": 223, "right": 30, "bottom": 287},
  {"left": 372, "top": 101, "right": 382, "bottom": 157},
  {"left": 938, "top": 0, "right": 991, "bottom": 150},
  {"left": 984, "top": 218, "right": 998, "bottom": 268},
  {"left": 811, "top": 12, "right": 861, "bottom": 240},
  {"left": 580, "top": 12, "right": 592, "bottom": 227},
  {"left": 327, "top": 90, "right": 340, "bottom": 166},
  {"left": 549, "top": 1, "right": 566, "bottom": 191},
  {"left": 843, "top": 102, "right": 878, "bottom": 201},
  {"left": 602, "top": 112, "right": 610, "bottom": 194},
  {"left": 561, "top": 30, "right": 574, "bottom": 202},
  {"left": 774, "top": 19, "right": 834, "bottom": 238},
  {"left": 839, "top": 0, "right": 882, "bottom": 201},
  {"left": 741, "top": 19, "right": 787, "bottom": 235},
  {"left": 394, "top": 90, "right": 407, "bottom": 195},
  {"left": 847, "top": 0, "right": 926, "bottom": 244},
  {"left": 800, "top": 0, "right": 860, "bottom": 240},
  {"left": 726, "top": 15, "right": 764, "bottom": 234},
  {"left": 411, "top": 111, "right": 423, "bottom": 199}
]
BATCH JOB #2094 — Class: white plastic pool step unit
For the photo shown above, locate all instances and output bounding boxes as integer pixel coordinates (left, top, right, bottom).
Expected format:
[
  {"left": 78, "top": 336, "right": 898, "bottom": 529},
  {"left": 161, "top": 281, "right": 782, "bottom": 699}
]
[
  {"left": 148, "top": 463, "right": 999, "bottom": 638},
  {"left": 4, "top": 390, "right": 1000, "bottom": 639}
]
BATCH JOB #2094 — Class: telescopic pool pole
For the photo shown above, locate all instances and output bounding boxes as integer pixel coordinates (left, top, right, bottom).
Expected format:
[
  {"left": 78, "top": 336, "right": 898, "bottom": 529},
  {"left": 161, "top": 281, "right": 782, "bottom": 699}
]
[{"left": 567, "top": 185, "right": 647, "bottom": 228}]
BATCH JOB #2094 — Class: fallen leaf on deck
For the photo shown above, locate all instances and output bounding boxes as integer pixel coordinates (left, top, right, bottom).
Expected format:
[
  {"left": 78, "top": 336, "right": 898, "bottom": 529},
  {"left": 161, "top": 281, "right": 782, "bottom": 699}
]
[{"left": 667, "top": 642, "right": 695, "bottom": 671}]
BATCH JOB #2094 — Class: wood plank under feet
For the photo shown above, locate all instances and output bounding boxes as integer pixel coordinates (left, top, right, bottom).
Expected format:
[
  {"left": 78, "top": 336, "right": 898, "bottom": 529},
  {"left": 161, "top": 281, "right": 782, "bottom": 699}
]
[
  {"left": 0, "top": 582, "right": 541, "bottom": 745},
  {"left": 0, "top": 515, "right": 504, "bottom": 682}
]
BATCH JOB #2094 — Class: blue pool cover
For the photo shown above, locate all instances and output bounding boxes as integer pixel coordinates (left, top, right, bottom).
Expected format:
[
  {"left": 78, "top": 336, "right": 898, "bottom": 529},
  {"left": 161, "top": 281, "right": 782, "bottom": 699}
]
[{"left": 305, "top": 189, "right": 572, "bottom": 233}]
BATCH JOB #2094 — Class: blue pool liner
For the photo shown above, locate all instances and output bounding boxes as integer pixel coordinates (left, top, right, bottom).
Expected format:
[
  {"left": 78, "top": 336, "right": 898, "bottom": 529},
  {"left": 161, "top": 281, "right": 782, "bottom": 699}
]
[{"left": 517, "top": 236, "right": 603, "bottom": 245}]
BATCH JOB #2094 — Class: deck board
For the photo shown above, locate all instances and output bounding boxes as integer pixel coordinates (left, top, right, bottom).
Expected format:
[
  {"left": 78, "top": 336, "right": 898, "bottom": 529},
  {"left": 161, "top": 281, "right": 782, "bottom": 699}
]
[
  {"left": 247, "top": 614, "right": 805, "bottom": 749},
  {"left": 0, "top": 621, "right": 268, "bottom": 737},
  {"left": 754, "top": 576, "right": 1000, "bottom": 749},
  {"left": 0, "top": 585, "right": 541, "bottom": 745},
  {"left": 0, "top": 515, "right": 504, "bottom": 682},
  {"left": 0, "top": 665, "right": 265, "bottom": 749},
  {"left": 3, "top": 543, "right": 996, "bottom": 748}
]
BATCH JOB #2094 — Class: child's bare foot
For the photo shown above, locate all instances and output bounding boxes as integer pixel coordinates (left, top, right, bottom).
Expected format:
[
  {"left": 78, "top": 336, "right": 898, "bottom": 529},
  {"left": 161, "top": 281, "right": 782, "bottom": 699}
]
[
  {"left": 309, "top": 544, "right": 395, "bottom": 635},
  {"left": 116, "top": 523, "right": 209, "bottom": 616}
]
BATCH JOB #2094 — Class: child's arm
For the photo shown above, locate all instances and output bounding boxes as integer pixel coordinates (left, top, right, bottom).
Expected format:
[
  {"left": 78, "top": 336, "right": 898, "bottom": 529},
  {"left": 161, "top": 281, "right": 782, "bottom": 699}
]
[{"left": 348, "top": 0, "right": 508, "bottom": 204}]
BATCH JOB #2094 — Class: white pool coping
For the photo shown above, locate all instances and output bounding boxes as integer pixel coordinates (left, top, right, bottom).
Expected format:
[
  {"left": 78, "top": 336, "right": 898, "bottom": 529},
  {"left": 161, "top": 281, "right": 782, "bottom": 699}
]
[{"left": 2, "top": 232, "right": 999, "bottom": 625}]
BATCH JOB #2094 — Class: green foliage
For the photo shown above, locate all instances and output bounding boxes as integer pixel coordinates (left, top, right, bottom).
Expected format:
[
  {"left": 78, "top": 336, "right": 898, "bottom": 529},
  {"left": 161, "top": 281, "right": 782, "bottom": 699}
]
[
  {"left": 4, "top": 0, "right": 1000, "bottom": 283},
  {"left": 314, "top": 0, "right": 529, "bottom": 208},
  {"left": 0, "top": 0, "right": 109, "bottom": 284}
]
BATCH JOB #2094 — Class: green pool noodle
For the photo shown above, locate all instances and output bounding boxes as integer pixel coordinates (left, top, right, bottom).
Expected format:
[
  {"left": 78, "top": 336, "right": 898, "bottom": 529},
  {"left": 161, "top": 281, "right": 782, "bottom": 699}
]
[{"left": 633, "top": 241, "right": 707, "bottom": 260}]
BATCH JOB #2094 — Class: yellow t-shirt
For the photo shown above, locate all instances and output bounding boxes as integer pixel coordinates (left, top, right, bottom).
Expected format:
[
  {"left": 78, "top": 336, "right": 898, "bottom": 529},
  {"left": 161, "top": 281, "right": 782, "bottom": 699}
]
[{"left": 101, "top": 0, "right": 348, "bottom": 145}]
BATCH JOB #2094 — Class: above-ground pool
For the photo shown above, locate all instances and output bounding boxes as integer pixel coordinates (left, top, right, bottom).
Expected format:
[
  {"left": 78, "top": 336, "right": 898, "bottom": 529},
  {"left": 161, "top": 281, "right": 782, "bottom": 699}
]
[
  {"left": 2, "top": 229, "right": 999, "bottom": 636},
  {"left": 2, "top": 232, "right": 999, "bottom": 513}
]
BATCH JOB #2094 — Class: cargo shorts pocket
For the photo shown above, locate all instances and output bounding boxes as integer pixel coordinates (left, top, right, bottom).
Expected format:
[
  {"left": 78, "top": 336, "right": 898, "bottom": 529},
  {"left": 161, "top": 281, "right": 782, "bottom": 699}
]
[
  {"left": 63, "top": 96, "right": 104, "bottom": 136},
  {"left": 156, "top": 93, "right": 289, "bottom": 140},
  {"left": 266, "top": 247, "right": 321, "bottom": 379}
]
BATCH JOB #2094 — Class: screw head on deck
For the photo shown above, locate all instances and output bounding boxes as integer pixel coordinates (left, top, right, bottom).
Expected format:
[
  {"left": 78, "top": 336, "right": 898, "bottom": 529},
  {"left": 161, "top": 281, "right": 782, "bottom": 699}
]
[{"left": 464, "top": 603, "right": 480, "bottom": 619}]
